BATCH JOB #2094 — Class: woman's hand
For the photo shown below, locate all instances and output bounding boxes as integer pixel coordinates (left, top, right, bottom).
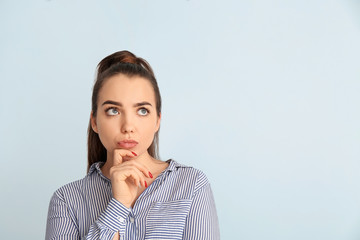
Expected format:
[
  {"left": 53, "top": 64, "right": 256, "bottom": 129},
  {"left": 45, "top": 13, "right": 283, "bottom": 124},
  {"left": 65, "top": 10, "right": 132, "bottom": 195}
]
[{"left": 109, "top": 149, "right": 151, "bottom": 208}]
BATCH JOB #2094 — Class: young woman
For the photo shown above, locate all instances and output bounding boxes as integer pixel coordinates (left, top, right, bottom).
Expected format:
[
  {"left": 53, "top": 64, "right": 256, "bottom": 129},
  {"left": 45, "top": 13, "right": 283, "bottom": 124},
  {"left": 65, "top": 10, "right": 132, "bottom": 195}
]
[{"left": 46, "top": 51, "right": 220, "bottom": 240}]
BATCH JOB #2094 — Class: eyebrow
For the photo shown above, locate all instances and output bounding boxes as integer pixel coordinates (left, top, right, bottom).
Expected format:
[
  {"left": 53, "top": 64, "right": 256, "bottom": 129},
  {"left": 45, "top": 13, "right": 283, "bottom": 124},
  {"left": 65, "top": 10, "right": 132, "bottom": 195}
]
[{"left": 102, "top": 100, "right": 153, "bottom": 108}]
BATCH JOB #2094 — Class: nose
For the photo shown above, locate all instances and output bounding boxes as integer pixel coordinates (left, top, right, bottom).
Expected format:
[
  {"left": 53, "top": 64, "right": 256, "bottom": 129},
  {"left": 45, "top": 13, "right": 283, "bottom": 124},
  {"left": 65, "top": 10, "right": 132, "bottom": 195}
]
[{"left": 121, "top": 114, "right": 135, "bottom": 133}]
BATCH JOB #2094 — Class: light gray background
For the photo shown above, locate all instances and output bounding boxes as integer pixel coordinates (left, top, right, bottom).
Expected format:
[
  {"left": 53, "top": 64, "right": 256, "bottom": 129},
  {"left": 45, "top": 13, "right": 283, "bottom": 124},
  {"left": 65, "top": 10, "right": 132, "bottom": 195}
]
[{"left": 1, "top": 0, "right": 360, "bottom": 239}]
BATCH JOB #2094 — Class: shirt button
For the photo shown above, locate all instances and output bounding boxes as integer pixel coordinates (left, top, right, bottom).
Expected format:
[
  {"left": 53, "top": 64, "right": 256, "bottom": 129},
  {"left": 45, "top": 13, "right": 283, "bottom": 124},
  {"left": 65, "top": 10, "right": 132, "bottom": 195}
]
[
  {"left": 130, "top": 217, "right": 135, "bottom": 223},
  {"left": 118, "top": 216, "right": 125, "bottom": 223}
]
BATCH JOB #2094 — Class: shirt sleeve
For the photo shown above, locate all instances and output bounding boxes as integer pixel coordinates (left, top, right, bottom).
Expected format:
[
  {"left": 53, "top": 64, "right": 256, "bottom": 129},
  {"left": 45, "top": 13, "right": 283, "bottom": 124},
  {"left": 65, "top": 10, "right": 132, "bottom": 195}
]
[
  {"left": 46, "top": 191, "right": 130, "bottom": 240},
  {"left": 182, "top": 179, "right": 221, "bottom": 239}
]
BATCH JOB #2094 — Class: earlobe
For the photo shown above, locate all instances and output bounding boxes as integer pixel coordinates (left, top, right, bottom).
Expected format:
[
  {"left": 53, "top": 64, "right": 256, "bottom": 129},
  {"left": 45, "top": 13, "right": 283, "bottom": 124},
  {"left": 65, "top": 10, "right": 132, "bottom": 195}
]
[
  {"left": 90, "top": 111, "right": 98, "bottom": 133},
  {"left": 155, "top": 113, "right": 161, "bottom": 132}
]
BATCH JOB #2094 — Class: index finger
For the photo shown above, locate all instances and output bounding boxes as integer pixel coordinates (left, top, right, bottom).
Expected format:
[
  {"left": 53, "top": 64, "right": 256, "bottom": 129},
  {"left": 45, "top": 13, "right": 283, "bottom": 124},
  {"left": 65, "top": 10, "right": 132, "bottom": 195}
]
[{"left": 113, "top": 149, "right": 137, "bottom": 165}]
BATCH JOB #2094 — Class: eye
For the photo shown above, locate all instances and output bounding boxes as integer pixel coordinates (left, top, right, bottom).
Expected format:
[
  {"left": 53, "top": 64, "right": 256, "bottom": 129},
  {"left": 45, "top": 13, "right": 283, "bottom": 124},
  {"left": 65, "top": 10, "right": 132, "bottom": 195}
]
[
  {"left": 105, "top": 107, "right": 119, "bottom": 116},
  {"left": 137, "top": 108, "right": 149, "bottom": 116}
]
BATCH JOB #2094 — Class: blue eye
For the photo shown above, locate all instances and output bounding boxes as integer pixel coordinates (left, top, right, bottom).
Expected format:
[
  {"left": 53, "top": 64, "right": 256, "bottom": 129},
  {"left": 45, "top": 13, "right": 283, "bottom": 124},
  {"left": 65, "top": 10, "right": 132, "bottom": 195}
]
[
  {"left": 106, "top": 107, "right": 119, "bottom": 116},
  {"left": 138, "top": 108, "right": 149, "bottom": 116}
]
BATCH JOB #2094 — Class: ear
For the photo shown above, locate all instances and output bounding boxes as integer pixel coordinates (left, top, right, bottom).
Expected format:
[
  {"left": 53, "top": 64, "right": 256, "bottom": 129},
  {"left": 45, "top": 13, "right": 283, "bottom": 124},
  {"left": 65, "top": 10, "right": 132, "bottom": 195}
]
[
  {"left": 155, "top": 113, "right": 161, "bottom": 132},
  {"left": 90, "top": 111, "right": 98, "bottom": 133}
]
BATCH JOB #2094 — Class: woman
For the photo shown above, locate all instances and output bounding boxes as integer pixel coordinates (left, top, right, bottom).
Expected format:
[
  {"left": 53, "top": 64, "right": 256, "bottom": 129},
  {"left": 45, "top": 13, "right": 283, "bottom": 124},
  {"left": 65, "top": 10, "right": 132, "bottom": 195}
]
[{"left": 46, "top": 50, "right": 220, "bottom": 240}]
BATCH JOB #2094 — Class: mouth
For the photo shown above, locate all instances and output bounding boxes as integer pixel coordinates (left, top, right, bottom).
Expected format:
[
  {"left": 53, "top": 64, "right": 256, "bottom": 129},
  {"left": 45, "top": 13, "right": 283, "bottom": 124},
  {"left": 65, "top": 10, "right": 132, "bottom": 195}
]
[{"left": 117, "top": 140, "right": 138, "bottom": 149}]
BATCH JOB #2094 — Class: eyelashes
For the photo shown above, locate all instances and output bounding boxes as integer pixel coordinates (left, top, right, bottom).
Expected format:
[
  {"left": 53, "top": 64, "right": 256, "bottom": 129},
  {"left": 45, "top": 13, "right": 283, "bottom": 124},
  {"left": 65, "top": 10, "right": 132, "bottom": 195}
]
[{"left": 104, "top": 107, "right": 150, "bottom": 116}]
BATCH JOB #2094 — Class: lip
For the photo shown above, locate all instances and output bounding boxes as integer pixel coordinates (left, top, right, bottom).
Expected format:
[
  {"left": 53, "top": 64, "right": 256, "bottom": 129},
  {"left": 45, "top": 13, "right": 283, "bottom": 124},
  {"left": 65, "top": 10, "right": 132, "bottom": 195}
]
[{"left": 117, "top": 140, "right": 138, "bottom": 149}]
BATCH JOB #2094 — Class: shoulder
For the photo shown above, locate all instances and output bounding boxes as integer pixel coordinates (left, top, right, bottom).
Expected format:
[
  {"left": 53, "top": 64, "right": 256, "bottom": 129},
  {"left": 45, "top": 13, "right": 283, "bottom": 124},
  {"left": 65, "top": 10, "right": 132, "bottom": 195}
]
[
  {"left": 51, "top": 162, "right": 106, "bottom": 202},
  {"left": 51, "top": 177, "right": 86, "bottom": 203}
]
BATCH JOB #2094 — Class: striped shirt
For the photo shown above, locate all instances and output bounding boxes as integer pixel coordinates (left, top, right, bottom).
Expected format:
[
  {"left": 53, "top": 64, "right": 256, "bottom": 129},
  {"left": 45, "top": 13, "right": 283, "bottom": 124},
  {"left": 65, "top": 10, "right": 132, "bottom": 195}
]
[{"left": 46, "top": 159, "right": 220, "bottom": 240}]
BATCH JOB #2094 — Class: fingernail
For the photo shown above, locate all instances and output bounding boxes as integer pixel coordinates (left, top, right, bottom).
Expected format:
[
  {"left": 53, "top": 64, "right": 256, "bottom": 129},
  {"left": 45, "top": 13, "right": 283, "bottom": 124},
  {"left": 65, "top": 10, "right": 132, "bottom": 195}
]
[
  {"left": 131, "top": 151, "right": 137, "bottom": 156},
  {"left": 145, "top": 181, "right": 148, "bottom": 188},
  {"left": 149, "top": 172, "right": 153, "bottom": 178}
]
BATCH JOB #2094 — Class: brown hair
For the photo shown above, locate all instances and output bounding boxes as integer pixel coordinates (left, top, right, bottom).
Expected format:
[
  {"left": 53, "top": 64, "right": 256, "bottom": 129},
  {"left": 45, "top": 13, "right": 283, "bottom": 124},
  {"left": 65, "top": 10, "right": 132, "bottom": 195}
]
[{"left": 87, "top": 50, "right": 162, "bottom": 171}]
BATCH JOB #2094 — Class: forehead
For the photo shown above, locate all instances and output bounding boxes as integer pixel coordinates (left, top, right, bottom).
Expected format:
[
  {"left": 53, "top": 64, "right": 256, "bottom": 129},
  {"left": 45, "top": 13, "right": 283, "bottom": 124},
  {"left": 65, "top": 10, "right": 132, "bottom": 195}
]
[{"left": 98, "top": 74, "right": 156, "bottom": 104}]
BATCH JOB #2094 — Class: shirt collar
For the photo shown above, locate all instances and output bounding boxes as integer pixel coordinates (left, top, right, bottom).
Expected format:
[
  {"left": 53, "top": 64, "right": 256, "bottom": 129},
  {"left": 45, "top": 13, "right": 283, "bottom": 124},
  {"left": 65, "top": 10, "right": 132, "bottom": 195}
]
[
  {"left": 88, "top": 161, "right": 109, "bottom": 181},
  {"left": 164, "top": 159, "right": 189, "bottom": 172}
]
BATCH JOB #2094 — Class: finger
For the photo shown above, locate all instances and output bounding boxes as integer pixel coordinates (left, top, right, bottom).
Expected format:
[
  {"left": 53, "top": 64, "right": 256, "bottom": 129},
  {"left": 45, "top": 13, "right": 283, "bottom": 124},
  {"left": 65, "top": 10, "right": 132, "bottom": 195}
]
[
  {"left": 113, "top": 166, "right": 146, "bottom": 187},
  {"left": 127, "top": 169, "right": 147, "bottom": 188},
  {"left": 125, "top": 167, "right": 147, "bottom": 187},
  {"left": 113, "top": 149, "right": 137, "bottom": 165},
  {"left": 121, "top": 161, "right": 152, "bottom": 179}
]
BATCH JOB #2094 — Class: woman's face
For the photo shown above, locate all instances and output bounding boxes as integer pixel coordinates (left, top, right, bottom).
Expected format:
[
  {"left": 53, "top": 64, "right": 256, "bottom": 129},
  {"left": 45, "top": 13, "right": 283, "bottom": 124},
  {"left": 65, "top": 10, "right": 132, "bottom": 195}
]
[{"left": 91, "top": 74, "right": 160, "bottom": 159}]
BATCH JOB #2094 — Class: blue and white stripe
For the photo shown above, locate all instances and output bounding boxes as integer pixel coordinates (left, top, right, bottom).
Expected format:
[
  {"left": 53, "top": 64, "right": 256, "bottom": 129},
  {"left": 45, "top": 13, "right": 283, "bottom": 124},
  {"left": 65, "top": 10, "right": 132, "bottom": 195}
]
[{"left": 46, "top": 159, "right": 220, "bottom": 240}]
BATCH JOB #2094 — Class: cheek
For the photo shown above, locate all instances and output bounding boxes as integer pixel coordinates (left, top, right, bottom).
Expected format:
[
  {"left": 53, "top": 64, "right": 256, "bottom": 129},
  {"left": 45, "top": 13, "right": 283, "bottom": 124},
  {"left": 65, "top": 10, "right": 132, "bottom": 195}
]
[
  {"left": 147, "top": 123, "right": 159, "bottom": 141},
  {"left": 97, "top": 121, "right": 118, "bottom": 148},
  {"left": 140, "top": 122, "right": 155, "bottom": 138}
]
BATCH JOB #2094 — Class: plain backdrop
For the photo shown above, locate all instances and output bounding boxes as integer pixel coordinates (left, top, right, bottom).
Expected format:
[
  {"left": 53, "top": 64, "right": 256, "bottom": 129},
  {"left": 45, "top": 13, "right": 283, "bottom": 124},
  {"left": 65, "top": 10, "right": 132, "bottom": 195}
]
[{"left": 1, "top": 0, "right": 360, "bottom": 239}]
